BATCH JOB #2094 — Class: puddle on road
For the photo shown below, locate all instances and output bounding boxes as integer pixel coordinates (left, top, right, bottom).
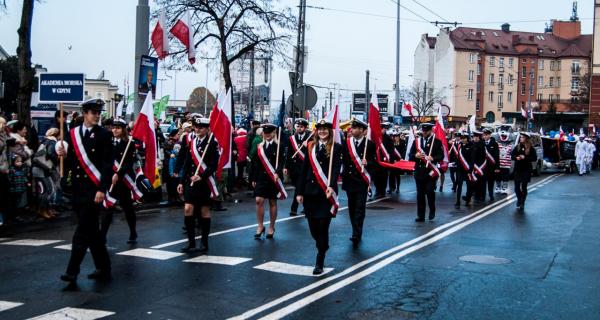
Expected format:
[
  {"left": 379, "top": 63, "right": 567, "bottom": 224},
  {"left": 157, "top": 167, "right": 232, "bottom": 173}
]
[{"left": 459, "top": 255, "right": 512, "bottom": 265}]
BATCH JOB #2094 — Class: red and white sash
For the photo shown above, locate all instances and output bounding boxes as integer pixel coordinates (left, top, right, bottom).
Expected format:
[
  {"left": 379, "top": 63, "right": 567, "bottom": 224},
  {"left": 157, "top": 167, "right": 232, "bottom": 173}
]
[
  {"left": 457, "top": 144, "right": 476, "bottom": 182},
  {"left": 186, "top": 132, "right": 196, "bottom": 147},
  {"left": 190, "top": 137, "right": 219, "bottom": 199},
  {"left": 473, "top": 158, "right": 487, "bottom": 177},
  {"left": 308, "top": 143, "right": 339, "bottom": 216},
  {"left": 416, "top": 137, "right": 440, "bottom": 179},
  {"left": 378, "top": 143, "right": 391, "bottom": 162},
  {"left": 450, "top": 141, "right": 459, "bottom": 158},
  {"left": 70, "top": 126, "right": 102, "bottom": 187},
  {"left": 257, "top": 142, "right": 287, "bottom": 200},
  {"left": 346, "top": 137, "right": 371, "bottom": 185},
  {"left": 103, "top": 160, "right": 144, "bottom": 209},
  {"left": 289, "top": 135, "right": 305, "bottom": 161},
  {"left": 485, "top": 148, "right": 496, "bottom": 166}
]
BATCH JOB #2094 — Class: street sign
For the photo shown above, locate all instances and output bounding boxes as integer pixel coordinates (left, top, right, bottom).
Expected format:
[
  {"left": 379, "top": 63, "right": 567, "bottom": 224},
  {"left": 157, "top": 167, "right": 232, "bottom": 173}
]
[
  {"left": 352, "top": 93, "right": 388, "bottom": 113},
  {"left": 39, "top": 73, "right": 84, "bottom": 103},
  {"left": 293, "top": 85, "right": 318, "bottom": 110}
]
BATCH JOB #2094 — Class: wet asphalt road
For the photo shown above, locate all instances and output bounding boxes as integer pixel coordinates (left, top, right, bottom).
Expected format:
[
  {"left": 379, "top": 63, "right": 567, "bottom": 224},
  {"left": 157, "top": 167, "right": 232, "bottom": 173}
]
[{"left": 0, "top": 172, "right": 599, "bottom": 319}]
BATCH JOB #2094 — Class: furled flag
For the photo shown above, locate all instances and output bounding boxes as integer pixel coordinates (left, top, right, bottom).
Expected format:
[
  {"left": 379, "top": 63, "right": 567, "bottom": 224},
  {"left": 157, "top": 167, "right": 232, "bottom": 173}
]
[
  {"left": 521, "top": 107, "right": 528, "bottom": 119},
  {"left": 151, "top": 10, "right": 169, "bottom": 59},
  {"left": 468, "top": 114, "right": 476, "bottom": 133},
  {"left": 529, "top": 107, "right": 535, "bottom": 120},
  {"left": 125, "top": 93, "right": 135, "bottom": 115},
  {"left": 404, "top": 126, "right": 416, "bottom": 161},
  {"left": 433, "top": 104, "right": 449, "bottom": 167},
  {"left": 368, "top": 90, "right": 383, "bottom": 148},
  {"left": 209, "top": 88, "right": 233, "bottom": 179},
  {"left": 170, "top": 11, "right": 196, "bottom": 64},
  {"left": 115, "top": 100, "right": 124, "bottom": 118},
  {"left": 131, "top": 93, "right": 157, "bottom": 184},
  {"left": 559, "top": 125, "right": 565, "bottom": 140},
  {"left": 539, "top": 126, "right": 544, "bottom": 136},
  {"left": 324, "top": 102, "right": 340, "bottom": 144}
]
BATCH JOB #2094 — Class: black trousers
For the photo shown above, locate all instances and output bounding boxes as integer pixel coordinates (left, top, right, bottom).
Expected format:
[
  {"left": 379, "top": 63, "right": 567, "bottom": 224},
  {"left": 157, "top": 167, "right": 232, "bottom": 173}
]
[
  {"left": 514, "top": 179, "right": 529, "bottom": 205},
  {"left": 289, "top": 172, "right": 300, "bottom": 213},
  {"left": 449, "top": 167, "right": 457, "bottom": 190},
  {"left": 455, "top": 172, "right": 472, "bottom": 204},
  {"left": 474, "top": 176, "right": 485, "bottom": 200},
  {"left": 100, "top": 184, "right": 137, "bottom": 242},
  {"left": 307, "top": 216, "right": 332, "bottom": 255},
  {"left": 388, "top": 171, "right": 400, "bottom": 192},
  {"left": 67, "top": 202, "right": 111, "bottom": 276},
  {"left": 374, "top": 169, "right": 388, "bottom": 196},
  {"left": 415, "top": 177, "right": 437, "bottom": 218},
  {"left": 346, "top": 190, "right": 368, "bottom": 239},
  {"left": 482, "top": 171, "right": 495, "bottom": 200}
]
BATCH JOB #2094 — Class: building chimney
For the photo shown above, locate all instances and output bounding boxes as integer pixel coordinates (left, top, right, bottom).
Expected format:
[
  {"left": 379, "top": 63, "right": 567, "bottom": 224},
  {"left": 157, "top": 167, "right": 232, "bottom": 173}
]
[
  {"left": 501, "top": 23, "right": 510, "bottom": 32},
  {"left": 551, "top": 20, "right": 581, "bottom": 40}
]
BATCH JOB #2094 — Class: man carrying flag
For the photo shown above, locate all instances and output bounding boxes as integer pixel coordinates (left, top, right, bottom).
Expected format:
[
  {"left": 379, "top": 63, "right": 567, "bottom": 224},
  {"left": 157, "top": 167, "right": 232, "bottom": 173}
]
[
  {"left": 284, "top": 118, "right": 311, "bottom": 216},
  {"left": 408, "top": 122, "right": 444, "bottom": 222}
]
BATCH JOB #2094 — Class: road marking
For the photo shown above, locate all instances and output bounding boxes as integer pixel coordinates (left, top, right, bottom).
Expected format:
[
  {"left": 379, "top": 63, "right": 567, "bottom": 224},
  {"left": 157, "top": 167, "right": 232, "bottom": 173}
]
[
  {"left": 150, "top": 197, "right": 391, "bottom": 249},
  {"left": 254, "top": 261, "right": 334, "bottom": 277},
  {"left": 116, "top": 248, "right": 183, "bottom": 260},
  {"left": 26, "top": 307, "right": 115, "bottom": 320},
  {"left": 229, "top": 173, "right": 561, "bottom": 319},
  {"left": 183, "top": 255, "right": 252, "bottom": 266},
  {"left": 0, "top": 238, "right": 10, "bottom": 242},
  {"left": 0, "top": 301, "right": 23, "bottom": 312},
  {"left": 54, "top": 244, "right": 73, "bottom": 250},
  {"left": 0, "top": 239, "right": 63, "bottom": 247}
]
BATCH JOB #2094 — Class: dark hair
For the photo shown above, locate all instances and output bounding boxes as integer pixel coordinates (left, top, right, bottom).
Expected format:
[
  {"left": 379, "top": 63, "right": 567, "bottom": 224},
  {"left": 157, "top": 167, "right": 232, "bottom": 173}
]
[{"left": 13, "top": 121, "right": 26, "bottom": 132}]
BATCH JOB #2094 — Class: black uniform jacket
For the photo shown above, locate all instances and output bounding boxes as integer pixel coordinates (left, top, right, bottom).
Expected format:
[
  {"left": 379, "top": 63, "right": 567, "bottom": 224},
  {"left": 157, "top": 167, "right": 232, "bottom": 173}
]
[
  {"left": 484, "top": 137, "right": 500, "bottom": 172},
  {"left": 408, "top": 135, "right": 444, "bottom": 180},
  {"left": 456, "top": 141, "right": 474, "bottom": 174},
  {"left": 112, "top": 138, "right": 136, "bottom": 178},
  {"left": 471, "top": 140, "right": 487, "bottom": 174},
  {"left": 511, "top": 143, "right": 538, "bottom": 182},
  {"left": 296, "top": 142, "right": 342, "bottom": 197},
  {"left": 284, "top": 131, "right": 311, "bottom": 176},
  {"left": 250, "top": 140, "right": 284, "bottom": 186},
  {"left": 341, "top": 137, "right": 376, "bottom": 193},
  {"left": 178, "top": 135, "right": 219, "bottom": 183}
]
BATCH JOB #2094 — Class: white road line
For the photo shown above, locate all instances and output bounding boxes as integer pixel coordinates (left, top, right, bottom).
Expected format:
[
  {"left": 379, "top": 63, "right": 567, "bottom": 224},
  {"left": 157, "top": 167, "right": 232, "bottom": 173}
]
[
  {"left": 54, "top": 244, "right": 73, "bottom": 251},
  {"left": 0, "top": 301, "right": 23, "bottom": 312},
  {"left": 254, "top": 261, "right": 334, "bottom": 277},
  {"left": 26, "top": 307, "right": 115, "bottom": 320},
  {"left": 0, "top": 238, "right": 11, "bottom": 242},
  {"left": 0, "top": 239, "right": 63, "bottom": 247},
  {"left": 228, "top": 173, "right": 561, "bottom": 320},
  {"left": 183, "top": 255, "right": 252, "bottom": 266},
  {"left": 150, "top": 197, "right": 391, "bottom": 249},
  {"left": 116, "top": 248, "right": 184, "bottom": 260}
]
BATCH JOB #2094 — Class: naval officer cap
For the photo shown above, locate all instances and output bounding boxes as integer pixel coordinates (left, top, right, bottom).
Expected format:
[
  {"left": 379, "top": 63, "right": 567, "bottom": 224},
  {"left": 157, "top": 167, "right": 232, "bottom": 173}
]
[
  {"left": 315, "top": 118, "right": 333, "bottom": 129},
  {"left": 193, "top": 116, "right": 210, "bottom": 128},
  {"left": 381, "top": 121, "right": 392, "bottom": 129},
  {"left": 472, "top": 130, "right": 483, "bottom": 137},
  {"left": 419, "top": 122, "right": 435, "bottom": 132},
  {"left": 113, "top": 118, "right": 127, "bottom": 127},
  {"left": 351, "top": 118, "right": 368, "bottom": 129},
  {"left": 261, "top": 123, "right": 278, "bottom": 133},
  {"left": 80, "top": 98, "right": 105, "bottom": 112},
  {"left": 294, "top": 118, "right": 309, "bottom": 126},
  {"left": 519, "top": 132, "right": 531, "bottom": 138},
  {"left": 482, "top": 128, "right": 493, "bottom": 134}
]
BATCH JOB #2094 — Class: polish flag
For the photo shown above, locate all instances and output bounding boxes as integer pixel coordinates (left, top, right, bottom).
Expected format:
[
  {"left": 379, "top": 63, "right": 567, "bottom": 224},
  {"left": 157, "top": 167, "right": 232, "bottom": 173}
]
[
  {"left": 209, "top": 88, "right": 233, "bottom": 179},
  {"left": 131, "top": 93, "right": 157, "bottom": 184},
  {"left": 170, "top": 11, "right": 195, "bottom": 64},
  {"left": 368, "top": 91, "right": 382, "bottom": 148},
  {"left": 324, "top": 103, "right": 340, "bottom": 144},
  {"left": 151, "top": 10, "right": 169, "bottom": 59},
  {"left": 521, "top": 107, "right": 528, "bottom": 119},
  {"left": 404, "top": 103, "right": 415, "bottom": 121},
  {"left": 433, "top": 105, "right": 449, "bottom": 170}
]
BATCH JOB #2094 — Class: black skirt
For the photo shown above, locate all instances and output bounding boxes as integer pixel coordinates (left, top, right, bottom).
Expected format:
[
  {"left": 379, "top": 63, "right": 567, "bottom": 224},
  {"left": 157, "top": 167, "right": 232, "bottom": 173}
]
[
  {"left": 184, "top": 180, "right": 213, "bottom": 207},
  {"left": 254, "top": 179, "right": 280, "bottom": 199},
  {"left": 303, "top": 194, "right": 335, "bottom": 219}
]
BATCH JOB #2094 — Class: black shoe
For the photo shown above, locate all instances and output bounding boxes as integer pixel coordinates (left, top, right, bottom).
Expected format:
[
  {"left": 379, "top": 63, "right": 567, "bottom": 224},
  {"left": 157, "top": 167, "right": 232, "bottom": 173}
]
[
  {"left": 266, "top": 229, "right": 275, "bottom": 239},
  {"left": 439, "top": 186, "right": 443, "bottom": 192},
  {"left": 126, "top": 238, "right": 137, "bottom": 244},
  {"left": 127, "top": 233, "right": 138, "bottom": 244},
  {"left": 415, "top": 217, "right": 425, "bottom": 222},
  {"left": 289, "top": 211, "right": 298, "bottom": 216},
  {"left": 428, "top": 213, "right": 435, "bottom": 220},
  {"left": 454, "top": 203, "right": 460, "bottom": 209},
  {"left": 313, "top": 253, "right": 325, "bottom": 275},
  {"left": 60, "top": 274, "right": 77, "bottom": 283},
  {"left": 301, "top": 210, "right": 305, "bottom": 214},
  {"left": 214, "top": 206, "right": 228, "bottom": 212},
  {"left": 87, "top": 269, "right": 111, "bottom": 280},
  {"left": 198, "top": 244, "right": 208, "bottom": 254},
  {"left": 254, "top": 227, "right": 265, "bottom": 239},
  {"left": 180, "top": 245, "right": 197, "bottom": 253},
  {"left": 489, "top": 195, "right": 495, "bottom": 201}
]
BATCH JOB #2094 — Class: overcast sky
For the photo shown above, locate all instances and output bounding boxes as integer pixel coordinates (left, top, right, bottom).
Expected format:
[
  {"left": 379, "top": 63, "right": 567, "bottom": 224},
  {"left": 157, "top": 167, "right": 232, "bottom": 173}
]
[{"left": 0, "top": 0, "right": 594, "bottom": 119}]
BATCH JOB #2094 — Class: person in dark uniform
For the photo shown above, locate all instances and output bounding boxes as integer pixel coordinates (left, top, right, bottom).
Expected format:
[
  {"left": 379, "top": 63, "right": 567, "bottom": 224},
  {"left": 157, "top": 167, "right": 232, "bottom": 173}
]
[
  {"left": 57, "top": 99, "right": 113, "bottom": 283},
  {"left": 100, "top": 118, "right": 139, "bottom": 244},
  {"left": 177, "top": 117, "right": 219, "bottom": 253},
  {"left": 482, "top": 128, "right": 500, "bottom": 201},
  {"left": 251, "top": 123, "right": 284, "bottom": 239},
  {"left": 296, "top": 119, "right": 342, "bottom": 275},
  {"left": 388, "top": 130, "right": 403, "bottom": 194},
  {"left": 454, "top": 133, "right": 474, "bottom": 208},
  {"left": 342, "top": 118, "right": 375, "bottom": 247},
  {"left": 284, "top": 118, "right": 310, "bottom": 216},
  {"left": 470, "top": 131, "right": 487, "bottom": 203},
  {"left": 373, "top": 122, "right": 395, "bottom": 198},
  {"left": 408, "top": 123, "right": 444, "bottom": 222},
  {"left": 448, "top": 131, "right": 461, "bottom": 192},
  {"left": 511, "top": 132, "right": 537, "bottom": 210}
]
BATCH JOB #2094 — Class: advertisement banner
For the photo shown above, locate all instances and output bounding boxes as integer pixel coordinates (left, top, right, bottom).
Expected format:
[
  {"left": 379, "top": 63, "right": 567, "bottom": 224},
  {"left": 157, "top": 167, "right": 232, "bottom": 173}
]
[
  {"left": 352, "top": 93, "right": 389, "bottom": 114},
  {"left": 138, "top": 55, "right": 158, "bottom": 99}
]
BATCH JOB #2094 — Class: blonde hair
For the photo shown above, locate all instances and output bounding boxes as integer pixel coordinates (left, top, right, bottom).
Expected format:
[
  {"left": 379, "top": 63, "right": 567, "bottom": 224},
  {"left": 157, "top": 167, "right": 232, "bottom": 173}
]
[{"left": 45, "top": 128, "right": 59, "bottom": 137}]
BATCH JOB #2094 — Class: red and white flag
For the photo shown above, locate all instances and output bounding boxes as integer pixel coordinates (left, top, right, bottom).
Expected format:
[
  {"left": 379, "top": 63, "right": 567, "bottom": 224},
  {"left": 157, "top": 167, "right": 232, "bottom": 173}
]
[
  {"left": 131, "top": 93, "right": 157, "bottom": 185},
  {"left": 529, "top": 107, "right": 534, "bottom": 120},
  {"left": 324, "top": 103, "right": 340, "bottom": 144},
  {"left": 209, "top": 88, "right": 233, "bottom": 179},
  {"left": 433, "top": 104, "right": 449, "bottom": 169},
  {"left": 521, "top": 107, "right": 528, "bottom": 119},
  {"left": 151, "top": 10, "right": 169, "bottom": 59},
  {"left": 368, "top": 92, "right": 382, "bottom": 149},
  {"left": 404, "top": 103, "right": 415, "bottom": 121},
  {"left": 170, "top": 11, "right": 195, "bottom": 64}
]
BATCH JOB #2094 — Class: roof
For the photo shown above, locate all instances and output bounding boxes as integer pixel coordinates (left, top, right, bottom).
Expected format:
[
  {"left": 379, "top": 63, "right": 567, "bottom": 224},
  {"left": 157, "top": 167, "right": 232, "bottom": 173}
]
[
  {"left": 0, "top": 44, "right": 10, "bottom": 59},
  {"left": 426, "top": 36, "right": 437, "bottom": 49},
  {"left": 449, "top": 27, "right": 592, "bottom": 58}
]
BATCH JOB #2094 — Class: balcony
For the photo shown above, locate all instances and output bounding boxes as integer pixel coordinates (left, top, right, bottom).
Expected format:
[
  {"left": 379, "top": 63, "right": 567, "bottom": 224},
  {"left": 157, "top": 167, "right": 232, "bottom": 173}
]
[{"left": 498, "top": 67, "right": 504, "bottom": 73}]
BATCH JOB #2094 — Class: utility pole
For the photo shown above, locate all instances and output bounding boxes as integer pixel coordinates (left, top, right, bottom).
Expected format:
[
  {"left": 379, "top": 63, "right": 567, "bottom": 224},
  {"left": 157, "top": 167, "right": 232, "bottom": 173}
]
[
  {"left": 422, "top": 81, "right": 427, "bottom": 123},
  {"left": 249, "top": 50, "right": 255, "bottom": 119},
  {"left": 292, "top": 0, "right": 307, "bottom": 121},
  {"left": 329, "top": 90, "right": 333, "bottom": 109},
  {"left": 204, "top": 60, "right": 209, "bottom": 115},
  {"left": 395, "top": 0, "right": 401, "bottom": 117},
  {"left": 133, "top": 0, "right": 149, "bottom": 116}
]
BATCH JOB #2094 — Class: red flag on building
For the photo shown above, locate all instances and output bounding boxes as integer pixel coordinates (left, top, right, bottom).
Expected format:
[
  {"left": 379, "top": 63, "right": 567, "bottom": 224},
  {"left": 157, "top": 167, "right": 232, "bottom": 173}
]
[
  {"left": 151, "top": 10, "right": 169, "bottom": 59},
  {"left": 170, "top": 11, "right": 196, "bottom": 64},
  {"left": 209, "top": 88, "right": 233, "bottom": 179},
  {"left": 131, "top": 94, "right": 157, "bottom": 184}
]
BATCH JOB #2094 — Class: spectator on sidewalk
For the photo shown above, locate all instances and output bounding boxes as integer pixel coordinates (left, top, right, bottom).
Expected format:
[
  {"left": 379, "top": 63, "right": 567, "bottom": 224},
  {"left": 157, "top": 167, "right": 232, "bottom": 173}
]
[
  {"left": 9, "top": 154, "right": 29, "bottom": 217},
  {"left": 0, "top": 117, "right": 9, "bottom": 225},
  {"left": 32, "top": 128, "right": 61, "bottom": 220},
  {"left": 234, "top": 128, "right": 248, "bottom": 188}
]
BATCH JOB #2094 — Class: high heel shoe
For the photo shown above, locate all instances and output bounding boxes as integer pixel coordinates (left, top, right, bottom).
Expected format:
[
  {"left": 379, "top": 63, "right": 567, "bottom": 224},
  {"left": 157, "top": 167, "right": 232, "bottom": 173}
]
[
  {"left": 266, "top": 228, "right": 275, "bottom": 239},
  {"left": 254, "top": 227, "right": 265, "bottom": 239}
]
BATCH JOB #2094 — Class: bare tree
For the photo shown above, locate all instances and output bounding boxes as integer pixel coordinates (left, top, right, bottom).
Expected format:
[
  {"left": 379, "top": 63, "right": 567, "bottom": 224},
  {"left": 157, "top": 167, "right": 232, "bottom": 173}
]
[
  {"left": 16, "top": 0, "right": 35, "bottom": 126},
  {"left": 155, "top": 0, "right": 295, "bottom": 95},
  {"left": 400, "top": 81, "right": 445, "bottom": 122},
  {"left": 186, "top": 87, "right": 216, "bottom": 114}
]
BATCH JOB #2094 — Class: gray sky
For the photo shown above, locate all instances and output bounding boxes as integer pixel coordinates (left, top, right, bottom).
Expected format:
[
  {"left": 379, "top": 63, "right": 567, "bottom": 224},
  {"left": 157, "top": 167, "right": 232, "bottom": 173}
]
[{"left": 0, "top": 0, "right": 593, "bottom": 119}]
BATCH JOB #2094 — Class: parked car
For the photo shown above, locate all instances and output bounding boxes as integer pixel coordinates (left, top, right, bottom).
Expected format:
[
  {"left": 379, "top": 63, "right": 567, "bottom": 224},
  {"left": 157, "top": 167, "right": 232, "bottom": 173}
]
[{"left": 541, "top": 137, "right": 577, "bottom": 173}]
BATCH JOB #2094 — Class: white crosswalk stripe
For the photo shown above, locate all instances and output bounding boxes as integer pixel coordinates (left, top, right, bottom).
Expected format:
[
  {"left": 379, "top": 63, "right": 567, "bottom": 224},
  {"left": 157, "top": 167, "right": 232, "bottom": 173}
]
[
  {"left": 117, "top": 248, "right": 184, "bottom": 260},
  {"left": 183, "top": 255, "right": 252, "bottom": 266},
  {"left": 0, "top": 239, "right": 63, "bottom": 246},
  {"left": 0, "top": 300, "right": 24, "bottom": 312},
  {"left": 254, "top": 261, "right": 334, "bottom": 277},
  {"left": 0, "top": 238, "right": 11, "bottom": 242},
  {"left": 26, "top": 307, "right": 114, "bottom": 320}
]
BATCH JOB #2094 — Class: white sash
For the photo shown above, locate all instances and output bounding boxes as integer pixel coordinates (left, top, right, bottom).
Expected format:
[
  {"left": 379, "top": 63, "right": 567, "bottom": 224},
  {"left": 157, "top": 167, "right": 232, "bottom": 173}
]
[
  {"left": 191, "top": 137, "right": 219, "bottom": 199},
  {"left": 347, "top": 137, "right": 371, "bottom": 185},
  {"left": 70, "top": 126, "right": 102, "bottom": 187},
  {"left": 257, "top": 142, "right": 287, "bottom": 200},
  {"left": 416, "top": 137, "right": 440, "bottom": 179},
  {"left": 289, "top": 135, "right": 305, "bottom": 161},
  {"left": 308, "top": 143, "right": 339, "bottom": 216}
]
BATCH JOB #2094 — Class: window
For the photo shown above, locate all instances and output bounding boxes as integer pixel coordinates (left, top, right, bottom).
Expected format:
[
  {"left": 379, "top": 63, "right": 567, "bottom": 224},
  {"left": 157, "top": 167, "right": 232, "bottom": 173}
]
[
  {"left": 557, "top": 77, "right": 561, "bottom": 88},
  {"left": 499, "top": 57, "right": 504, "bottom": 67},
  {"left": 549, "top": 94, "right": 554, "bottom": 102},
  {"left": 469, "top": 53, "right": 476, "bottom": 64},
  {"left": 477, "top": 81, "right": 481, "bottom": 93},
  {"left": 538, "top": 76, "right": 544, "bottom": 87},
  {"left": 499, "top": 74, "right": 504, "bottom": 85},
  {"left": 476, "top": 99, "right": 481, "bottom": 111},
  {"left": 539, "top": 59, "right": 544, "bottom": 70},
  {"left": 508, "top": 74, "right": 514, "bottom": 85},
  {"left": 537, "top": 93, "right": 543, "bottom": 101},
  {"left": 507, "top": 92, "right": 513, "bottom": 102},
  {"left": 522, "top": 58, "right": 527, "bottom": 63},
  {"left": 489, "top": 73, "right": 495, "bottom": 85},
  {"left": 571, "top": 78, "right": 580, "bottom": 91},
  {"left": 530, "top": 70, "right": 535, "bottom": 79},
  {"left": 556, "top": 94, "right": 560, "bottom": 101},
  {"left": 468, "top": 70, "right": 474, "bottom": 81},
  {"left": 490, "top": 57, "right": 496, "bottom": 67},
  {"left": 508, "top": 58, "right": 514, "bottom": 68},
  {"left": 489, "top": 91, "right": 494, "bottom": 102},
  {"left": 549, "top": 77, "right": 554, "bottom": 87},
  {"left": 468, "top": 89, "right": 474, "bottom": 100},
  {"left": 521, "top": 83, "right": 526, "bottom": 95},
  {"left": 557, "top": 61, "right": 561, "bottom": 71},
  {"left": 550, "top": 60, "right": 555, "bottom": 71},
  {"left": 486, "top": 111, "right": 496, "bottom": 123},
  {"left": 498, "top": 93, "right": 503, "bottom": 107},
  {"left": 572, "top": 61, "right": 581, "bottom": 74},
  {"left": 522, "top": 66, "right": 527, "bottom": 78},
  {"left": 477, "top": 64, "right": 481, "bottom": 75},
  {"left": 521, "top": 101, "right": 525, "bottom": 109}
]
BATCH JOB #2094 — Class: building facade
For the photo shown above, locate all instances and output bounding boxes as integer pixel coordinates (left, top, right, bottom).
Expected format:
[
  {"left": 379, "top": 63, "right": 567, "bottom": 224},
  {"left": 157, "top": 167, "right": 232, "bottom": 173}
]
[{"left": 414, "top": 19, "right": 591, "bottom": 128}]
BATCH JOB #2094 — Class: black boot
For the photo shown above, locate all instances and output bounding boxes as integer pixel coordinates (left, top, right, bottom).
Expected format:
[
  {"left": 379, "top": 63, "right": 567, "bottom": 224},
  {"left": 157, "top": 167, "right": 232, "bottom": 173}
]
[
  {"left": 181, "top": 216, "right": 197, "bottom": 253},
  {"left": 313, "top": 253, "right": 325, "bottom": 275},
  {"left": 199, "top": 218, "right": 211, "bottom": 253}
]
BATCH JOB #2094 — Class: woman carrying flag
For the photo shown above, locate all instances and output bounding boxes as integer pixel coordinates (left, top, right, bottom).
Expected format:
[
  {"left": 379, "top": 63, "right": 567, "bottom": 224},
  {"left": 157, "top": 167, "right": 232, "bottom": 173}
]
[{"left": 296, "top": 119, "right": 342, "bottom": 275}]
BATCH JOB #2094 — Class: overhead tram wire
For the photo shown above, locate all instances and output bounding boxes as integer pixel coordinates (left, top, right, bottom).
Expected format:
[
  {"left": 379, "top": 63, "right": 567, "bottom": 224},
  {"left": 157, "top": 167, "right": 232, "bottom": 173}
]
[
  {"left": 304, "top": 5, "right": 427, "bottom": 23},
  {"left": 411, "top": 0, "right": 450, "bottom": 23}
]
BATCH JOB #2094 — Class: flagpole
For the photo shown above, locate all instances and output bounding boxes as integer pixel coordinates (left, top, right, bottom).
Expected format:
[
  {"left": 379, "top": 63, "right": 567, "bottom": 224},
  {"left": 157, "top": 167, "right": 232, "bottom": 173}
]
[
  {"left": 59, "top": 102, "right": 64, "bottom": 177},
  {"left": 291, "top": 131, "right": 314, "bottom": 159},
  {"left": 190, "top": 132, "right": 214, "bottom": 186},
  {"left": 361, "top": 126, "right": 369, "bottom": 172},
  {"left": 108, "top": 138, "right": 134, "bottom": 193},
  {"left": 275, "top": 127, "right": 282, "bottom": 171},
  {"left": 327, "top": 136, "right": 335, "bottom": 197}
]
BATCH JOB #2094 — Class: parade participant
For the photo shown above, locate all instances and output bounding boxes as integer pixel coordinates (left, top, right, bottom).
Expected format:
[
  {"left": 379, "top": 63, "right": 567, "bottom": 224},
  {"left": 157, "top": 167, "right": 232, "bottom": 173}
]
[
  {"left": 448, "top": 131, "right": 461, "bottom": 192},
  {"left": 388, "top": 130, "right": 403, "bottom": 194},
  {"left": 296, "top": 119, "right": 342, "bottom": 274},
  {"left": 496, "top": 131, "right": 513, "bottom": 194},
  {"left": 251, "top": 123, "right": 286, "bottom": 239},
  {"left": 470, "top": 130, "right": 487, "bottom": 202},
  {"left": 482, "top": 128, "right": 499, "bottom": 201},
  {"left": 454, "top": 132, "right": 474, "bottom": 208},
  {"left": 342, "top": 119, "right": 375, "bottom": 247},
  {"left": 408, "top": 123, "right": 444, "bottom": 221},
  {"left": 585, "top": 138, "right": 596, "bottom": 174},
  {"left": 284, "top": 118, "right": 310, "bottom": 216},
  {"left": 373, "top": 122, "right": 395, "bottom": 198},
  {"left": 101, "top": 118, "right": 140, "bottom": 244},
  {"left": 177, "top": 117, "right": 219, "bottom": 253},
  {"left": 57, "top": 99, "right": 113, "bottom": 283},
  {"left": 575, "top": 135, "right": 587, "bottom": 176},
  {"left": 511, "top": 132, "right": 538, "bottom": 210}
]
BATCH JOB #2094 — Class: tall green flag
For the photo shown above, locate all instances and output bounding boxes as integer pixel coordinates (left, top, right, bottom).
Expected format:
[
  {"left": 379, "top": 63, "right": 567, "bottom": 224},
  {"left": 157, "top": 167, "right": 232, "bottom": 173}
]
[{"left": 153, "top": 95, "right": 170, "bottom": 119}]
